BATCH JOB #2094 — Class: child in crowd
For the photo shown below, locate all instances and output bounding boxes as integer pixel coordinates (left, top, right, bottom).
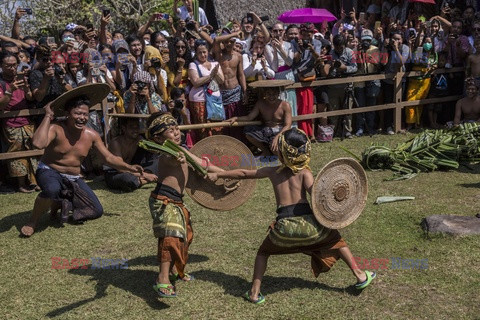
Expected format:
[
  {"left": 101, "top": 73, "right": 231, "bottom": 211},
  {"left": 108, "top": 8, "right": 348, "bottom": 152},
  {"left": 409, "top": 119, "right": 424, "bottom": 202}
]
[
  {"left": 146, "top": 112, "right": 223, "bottom": 298},
  {"left": 208, "top": 128, "right": 375, "bottom": 304}
]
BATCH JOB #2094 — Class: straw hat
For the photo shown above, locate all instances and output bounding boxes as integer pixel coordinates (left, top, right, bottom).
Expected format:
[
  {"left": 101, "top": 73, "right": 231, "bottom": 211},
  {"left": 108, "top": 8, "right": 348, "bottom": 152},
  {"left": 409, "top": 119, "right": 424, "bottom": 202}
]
[
  {"left": 185, "top": 135, "right": 257, "bottom": 211},
  {"left": 311, "top": 158, "right": 368, "bottom": 229},
  {"left": 248, "top": 80, "right": 294, "bottom": 88},
  {"left": 51, "top": 83, "right": 111, "bottom": 116}
]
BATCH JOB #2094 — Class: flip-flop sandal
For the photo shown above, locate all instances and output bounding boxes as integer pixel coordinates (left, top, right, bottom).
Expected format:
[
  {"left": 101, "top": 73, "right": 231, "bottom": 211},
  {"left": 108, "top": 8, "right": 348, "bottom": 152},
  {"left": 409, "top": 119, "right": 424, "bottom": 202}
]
[
  {"left": 355, "top": 271, "right": 376, "bottom": 290},
  {"left": 169, "top": 273, "right": 195, "bottom": 282},
  {"left": 243, "top": 291, "right": 265, "bottom": 305},
  {"left": 153, "top": 283, "right": 177, "bottom": 298}
]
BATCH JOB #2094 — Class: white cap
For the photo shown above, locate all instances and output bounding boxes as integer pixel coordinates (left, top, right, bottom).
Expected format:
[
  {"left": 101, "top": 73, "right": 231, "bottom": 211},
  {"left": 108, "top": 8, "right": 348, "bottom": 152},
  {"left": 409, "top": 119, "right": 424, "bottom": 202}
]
[{"left": 160, "top": 30, "right": 170, "bottom": 38}]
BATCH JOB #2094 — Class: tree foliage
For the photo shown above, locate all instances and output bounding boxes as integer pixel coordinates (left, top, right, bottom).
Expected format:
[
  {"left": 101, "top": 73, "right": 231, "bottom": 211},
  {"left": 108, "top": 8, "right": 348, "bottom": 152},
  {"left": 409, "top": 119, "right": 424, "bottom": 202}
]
[{"left": 1, "top": 0, "right": 175, "bottom": 39}]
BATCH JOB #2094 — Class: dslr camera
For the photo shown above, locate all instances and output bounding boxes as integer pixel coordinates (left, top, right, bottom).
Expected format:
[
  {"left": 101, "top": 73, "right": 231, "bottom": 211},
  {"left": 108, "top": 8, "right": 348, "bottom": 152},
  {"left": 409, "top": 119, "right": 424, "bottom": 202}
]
[
  {"left": 174, "top": 99, "right": 184, "bottom": 110},
  {"left": 302, "top": 39, "right": 311, "bottom": 49},
  {"left": 151, "top": 58, "right": 162, "bottom": 70},
  {"left": 53, "top": 64, "right": 65, "bottom": 77},
  {"left": 186, "top": 19, "right": 196, "bottom": 31},
  {"left": 135, "top": 81, "right": 147, "bottom": 91}
]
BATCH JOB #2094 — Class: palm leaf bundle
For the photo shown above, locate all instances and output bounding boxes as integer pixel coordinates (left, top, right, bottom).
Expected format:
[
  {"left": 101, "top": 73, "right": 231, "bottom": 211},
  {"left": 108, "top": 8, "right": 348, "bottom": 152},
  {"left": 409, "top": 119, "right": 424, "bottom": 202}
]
[{"left": 360, "top": 123, "right": 480, "bottom": 180}]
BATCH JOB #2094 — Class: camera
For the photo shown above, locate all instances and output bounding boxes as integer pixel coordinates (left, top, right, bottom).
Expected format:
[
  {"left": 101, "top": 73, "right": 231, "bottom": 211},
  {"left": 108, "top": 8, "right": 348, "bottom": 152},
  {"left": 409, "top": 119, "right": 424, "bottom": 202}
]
[
  {"left": 23, "top": 8, "right": 33, "bottom": 15},
  {"left": 53, "top": 64, "right": 65, "bottom": 77},
  {"left": 302, "top": 39, "right": 310, "bottom": 49},
  {"left": 409, "top": 30, "right": 416, "bottom": 38},
  {"left": 186, "top": 19, "right": 196, "bottom": 31},
  {"left": 135, "top": 81, "right": 147, "bottom": 91},
  {"left": 361, "top": 40, "right": 371, "bottom": 50},
  {"left": 174, "top": 99, "right": 184, "bottom": 110},
  {"left": 333, "top": 60, "right": 342, "bottom": 68},
  {"left": 151, "top": 58, "right": 162, "bottom": 69}
]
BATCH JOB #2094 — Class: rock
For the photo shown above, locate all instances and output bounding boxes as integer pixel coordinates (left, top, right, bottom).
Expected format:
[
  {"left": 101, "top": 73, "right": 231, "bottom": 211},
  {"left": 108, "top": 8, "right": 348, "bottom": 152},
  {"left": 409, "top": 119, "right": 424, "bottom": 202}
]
[{"left": 421, "top": 215, "right": 480, "bottom": 235}]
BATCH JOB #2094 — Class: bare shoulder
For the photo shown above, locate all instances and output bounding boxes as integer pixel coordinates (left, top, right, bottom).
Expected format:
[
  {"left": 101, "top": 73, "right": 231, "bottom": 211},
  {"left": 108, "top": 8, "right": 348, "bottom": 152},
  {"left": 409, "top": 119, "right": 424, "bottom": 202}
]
[
  {"left": 280, "top": 100, "right": 291, "bottom": 110},
  {"left": 84, "top": 127, "right": 102, "bottom": 141}
]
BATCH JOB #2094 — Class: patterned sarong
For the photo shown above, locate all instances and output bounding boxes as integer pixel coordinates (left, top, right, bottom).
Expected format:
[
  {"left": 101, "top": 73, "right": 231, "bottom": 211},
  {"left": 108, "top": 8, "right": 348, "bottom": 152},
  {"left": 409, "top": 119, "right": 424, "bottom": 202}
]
[
  {"left": 257, "top": 204, "right": 348, "bottom": 276},
  {"left": 221, "top": 85, "right": 242, "bottom": 106},
  {"left": 221, "top": 85, "right": 245, "bottom": 141},
  {"left": 1, "top": 124, "right": 38, "bottom": 183},
  {"left": 149, "top": 192, "right": 193, "bottom": 278}
]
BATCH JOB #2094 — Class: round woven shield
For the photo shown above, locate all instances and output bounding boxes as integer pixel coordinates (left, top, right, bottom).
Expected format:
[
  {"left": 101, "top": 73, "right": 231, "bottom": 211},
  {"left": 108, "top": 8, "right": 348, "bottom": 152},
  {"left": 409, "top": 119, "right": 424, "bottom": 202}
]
[
  {"left": 185, "top": 135, "right": 257, "bottom": 211},
  {"left": 312, "top": 158, "right": 368, "bottom": 229}
]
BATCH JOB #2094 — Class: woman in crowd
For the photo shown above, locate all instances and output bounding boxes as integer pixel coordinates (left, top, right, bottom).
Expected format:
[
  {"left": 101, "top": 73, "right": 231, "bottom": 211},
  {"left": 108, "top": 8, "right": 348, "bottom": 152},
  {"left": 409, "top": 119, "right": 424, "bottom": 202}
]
[
  {"left": 0, "top": 52, "right": 38, "bottom": 193},
  {"left": 243, "top": 39, "right": 275, "bottom": 113},
  {"left": 166, "top": 37, "right": 193, "bottom": 94},
  {"left": 188, "top": 39, "right": 225, "bottom": 140}
]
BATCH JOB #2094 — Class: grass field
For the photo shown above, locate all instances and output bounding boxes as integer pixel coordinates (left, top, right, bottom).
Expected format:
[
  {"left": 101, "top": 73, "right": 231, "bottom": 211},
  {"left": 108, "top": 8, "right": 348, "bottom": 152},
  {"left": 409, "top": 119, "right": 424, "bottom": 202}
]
[{"left": 1, "top": 133, "right": 480, "bottom": 320}]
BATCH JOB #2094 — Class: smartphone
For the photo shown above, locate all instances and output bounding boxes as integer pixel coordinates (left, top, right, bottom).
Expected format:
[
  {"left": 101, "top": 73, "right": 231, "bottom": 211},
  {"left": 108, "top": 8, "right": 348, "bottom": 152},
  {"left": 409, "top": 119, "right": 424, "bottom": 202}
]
[
  {"left": 102, "top": 9, "right": 110, "bottom": 17},
  {"left": 409, "top": 29, "right": 416, "bottom": 38},
  {"left": 426, "top": 21, "right": 431, "bottom": 28},
  {"left": 155, "top": 13, "right": 169, "bottom": 20},
  {"left": 416, "top": 47, "right": 423, "bottom": 56},
  {"left": 374, "top": 21, "right": 381, "bottom": 30},
  {"left": 23, "top": 8, "right": 33, "bottom": 15},
  {"left": 246, "top": 13, "right": 254, "bottom": 24},
  {"left": 86, "top": 23, "right": 94, "bottom": 31},
  {"left": 47, "top": 37, "right": 55, "bottom": 45},
  {"left": 16, "top": 72, "right": 25, "bottom": 82},
  {"left": 359, "top": 12, "right": 365, "bottom": 23}
]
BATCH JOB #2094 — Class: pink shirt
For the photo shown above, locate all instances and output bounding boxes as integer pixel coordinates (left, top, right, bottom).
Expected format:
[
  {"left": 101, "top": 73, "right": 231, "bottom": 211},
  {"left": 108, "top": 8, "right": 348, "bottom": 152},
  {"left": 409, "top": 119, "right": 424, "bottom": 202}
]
[
  {"left": 0, "top": 81, "right": 30, "bottom": 128},
  {"left": 188, "top": 61, "right": 221, "bottom": 102}
]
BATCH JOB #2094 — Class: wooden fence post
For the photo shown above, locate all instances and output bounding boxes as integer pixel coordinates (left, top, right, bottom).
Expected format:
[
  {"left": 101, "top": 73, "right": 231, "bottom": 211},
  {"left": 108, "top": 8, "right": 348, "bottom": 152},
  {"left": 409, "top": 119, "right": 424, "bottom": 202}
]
[
  {"left": 394, "top": 71, "right": 404, "bottom": 133},
  {"left": 102, "top": 98, "right": 110, "bottom": 147}
]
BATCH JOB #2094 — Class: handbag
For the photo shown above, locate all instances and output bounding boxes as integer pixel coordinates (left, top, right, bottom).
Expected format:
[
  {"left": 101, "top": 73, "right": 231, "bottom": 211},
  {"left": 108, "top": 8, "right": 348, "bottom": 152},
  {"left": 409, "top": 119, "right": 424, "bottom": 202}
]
[
  {"left": 195, "top": 62, "right": 225, "bottom": 121},
  {"left": 296, "top": 50, "right": 316, "bottom": 82}
]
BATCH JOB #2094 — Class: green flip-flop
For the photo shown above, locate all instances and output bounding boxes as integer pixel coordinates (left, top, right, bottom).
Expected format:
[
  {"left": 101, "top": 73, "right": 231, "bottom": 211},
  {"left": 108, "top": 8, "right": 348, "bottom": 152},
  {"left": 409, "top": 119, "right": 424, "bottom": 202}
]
[
  {"left": 243, "top": 291, "right": 265, "bottom": 305},
  {"left": 355, "top": 271, "right": 376, "bottom": 290},
  {"left": 153, "top": 283, "right": 177, "bottom": 298}
]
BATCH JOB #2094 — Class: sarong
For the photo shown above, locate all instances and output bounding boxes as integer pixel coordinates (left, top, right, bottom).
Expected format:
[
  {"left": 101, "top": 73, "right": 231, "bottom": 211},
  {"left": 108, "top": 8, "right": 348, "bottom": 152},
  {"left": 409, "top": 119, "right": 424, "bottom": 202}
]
[
  {"left": 1, "top": 124, "right": 38, "bottom": 183},
  {"left": 406, "top": 66, "right": 431, "bottom": 125},
  {"left": 296, "top": 87, "right": 314, "bottom": 137},
  {"left": 149, "top": 185, "right": 193, "bottom": 278},
  {"left": 221, "top": 85, "right": 245, "bottom": 141},
  {"left": 257, "top": 203, "right": 348, "bottom": 277},
  {"left": 275, "top": 68, "right": 298, "bottom": 127},
  {"left": 188, "top": 101, "right": 222, "bottom": 143},
  {"left": 244, "top": 125, "right": 282, "bottom": 147}
]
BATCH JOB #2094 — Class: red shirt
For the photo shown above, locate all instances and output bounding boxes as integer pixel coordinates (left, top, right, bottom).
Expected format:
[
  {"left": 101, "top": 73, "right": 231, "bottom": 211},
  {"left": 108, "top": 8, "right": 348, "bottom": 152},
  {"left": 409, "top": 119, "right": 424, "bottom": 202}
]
[{"left": 0, "top": 81, "right": 30, "bottom": 128}]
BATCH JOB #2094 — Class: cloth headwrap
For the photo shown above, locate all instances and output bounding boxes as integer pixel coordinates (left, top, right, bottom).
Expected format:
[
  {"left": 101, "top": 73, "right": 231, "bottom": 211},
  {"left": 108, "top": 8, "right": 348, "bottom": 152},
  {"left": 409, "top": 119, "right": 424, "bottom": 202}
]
[
  {"left": 276, "top": 130, "right": 311, "bottom": 174},
  {"left": 146, "top": 113, "right": 178, "bottom": 140}
]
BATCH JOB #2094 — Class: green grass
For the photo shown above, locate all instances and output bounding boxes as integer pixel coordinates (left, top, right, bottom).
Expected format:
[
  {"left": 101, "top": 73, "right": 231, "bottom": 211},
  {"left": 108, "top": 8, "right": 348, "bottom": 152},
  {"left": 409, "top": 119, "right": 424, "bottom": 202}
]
[{"left": 1, "top": 133, "right": 480, "bottom": 319}]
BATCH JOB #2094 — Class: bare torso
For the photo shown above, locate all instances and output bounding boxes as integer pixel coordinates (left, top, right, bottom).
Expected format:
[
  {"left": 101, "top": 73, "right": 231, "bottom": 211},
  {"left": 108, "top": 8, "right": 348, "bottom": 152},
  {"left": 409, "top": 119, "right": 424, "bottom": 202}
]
[
  {"left": 257, "top": 99, "right": 287, "bottom": 127},
  {"left": 469, "top": 54, "right": 480, "bottom": 77},
  {"left": 41, "top": 123, "right": 98, "bottom": 175},
  {"left": 459, "top": 96, "right": 480, "bottom": 121},
  {"left": 156, "top": 154, "right": 189, "bottom": 194},
  {"left": 219, "top": 51, "right": 241, "bottom": 90},
  {"left": 109, "top": 135, "right": 140, "bottom": 164}
]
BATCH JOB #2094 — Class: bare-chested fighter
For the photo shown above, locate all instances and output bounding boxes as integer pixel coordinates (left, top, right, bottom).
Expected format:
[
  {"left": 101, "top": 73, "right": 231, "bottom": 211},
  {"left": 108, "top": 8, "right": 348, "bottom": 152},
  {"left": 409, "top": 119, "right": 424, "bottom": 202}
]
[
  {"left": 20, "top": 85, "right": 143, "bottom": 237},
  {"left": 453, "top": 79, "right": 480, "bottom": 125},
  {"left": 227, "top": 80, "right": 292, "bottom": 156},
  {"left": 213, "top": 30, "right": 247, "bottom": 139}
]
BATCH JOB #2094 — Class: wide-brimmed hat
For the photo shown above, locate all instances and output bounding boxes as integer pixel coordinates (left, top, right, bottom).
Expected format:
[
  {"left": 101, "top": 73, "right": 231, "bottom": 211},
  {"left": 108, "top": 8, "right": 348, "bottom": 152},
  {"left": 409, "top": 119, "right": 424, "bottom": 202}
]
[
  {"left": 51, "top": 83, "right": 110, "bottom": 116},
  {"left": 311, "top": 158, "right": 368, "bottom": 229},
  {"left": 249, "top": 80, "right": 294, "bottom": 88},
  {"left": 185, "top": 135, "right": 257, "bottom": 211}
]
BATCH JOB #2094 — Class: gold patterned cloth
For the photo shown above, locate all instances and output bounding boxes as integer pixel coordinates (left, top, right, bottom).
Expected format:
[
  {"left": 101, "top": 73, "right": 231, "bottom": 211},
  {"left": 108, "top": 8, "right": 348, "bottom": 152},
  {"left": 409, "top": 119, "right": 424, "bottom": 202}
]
[
  {"left": 277, "top": 129, "right": 311, "bottom": 174},
  {"left": 146, "top": 113, "right": 177, "bottom": 140}
]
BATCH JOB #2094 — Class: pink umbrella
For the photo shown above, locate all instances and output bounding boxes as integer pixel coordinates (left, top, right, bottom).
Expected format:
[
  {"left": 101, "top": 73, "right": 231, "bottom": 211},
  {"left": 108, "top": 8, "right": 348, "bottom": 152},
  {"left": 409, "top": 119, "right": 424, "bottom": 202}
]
[
  {"left": 278, "top": 8, "right": 337, "bottom": 24},
  {"left": 409, "top": 0, "right": 435, "bottom": 3}
]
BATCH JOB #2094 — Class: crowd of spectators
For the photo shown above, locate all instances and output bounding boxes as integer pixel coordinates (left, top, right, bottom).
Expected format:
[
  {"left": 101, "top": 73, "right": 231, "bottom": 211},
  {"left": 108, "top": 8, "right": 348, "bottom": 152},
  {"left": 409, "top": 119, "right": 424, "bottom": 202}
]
[{"left": 1, "top": 0, "right": 480, "bottom": 192}]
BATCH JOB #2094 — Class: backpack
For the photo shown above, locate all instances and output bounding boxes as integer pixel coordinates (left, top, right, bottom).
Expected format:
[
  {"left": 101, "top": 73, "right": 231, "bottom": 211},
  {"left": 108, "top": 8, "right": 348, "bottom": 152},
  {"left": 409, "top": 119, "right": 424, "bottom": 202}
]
[{"left": 316, "top": 125, "right": 334, "bottom": 142}]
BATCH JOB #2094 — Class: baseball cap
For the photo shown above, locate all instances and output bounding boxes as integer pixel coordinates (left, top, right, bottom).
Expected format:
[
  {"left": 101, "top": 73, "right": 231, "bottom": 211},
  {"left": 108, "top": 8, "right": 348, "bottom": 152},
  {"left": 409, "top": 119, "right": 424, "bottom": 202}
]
[{"left": 361, "top": 29, "right": 373, "bottom": 41}]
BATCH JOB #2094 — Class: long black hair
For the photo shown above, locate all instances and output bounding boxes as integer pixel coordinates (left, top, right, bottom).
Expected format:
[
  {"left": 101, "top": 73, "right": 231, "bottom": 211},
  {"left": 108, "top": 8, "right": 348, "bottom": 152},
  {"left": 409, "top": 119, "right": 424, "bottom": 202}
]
[{"left": 168, "top": 37, "right": 193, "bottom": 72}]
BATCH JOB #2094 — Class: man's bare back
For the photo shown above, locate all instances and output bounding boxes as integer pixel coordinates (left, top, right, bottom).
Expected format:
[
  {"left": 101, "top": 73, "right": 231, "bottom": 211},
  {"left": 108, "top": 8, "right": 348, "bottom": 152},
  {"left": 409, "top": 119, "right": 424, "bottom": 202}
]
[
  {"left": 267, "top": 166, "right": 312, "bottom": 207},
  {"left": 41, "top": 123, "right": 99, "bottom": 175}
]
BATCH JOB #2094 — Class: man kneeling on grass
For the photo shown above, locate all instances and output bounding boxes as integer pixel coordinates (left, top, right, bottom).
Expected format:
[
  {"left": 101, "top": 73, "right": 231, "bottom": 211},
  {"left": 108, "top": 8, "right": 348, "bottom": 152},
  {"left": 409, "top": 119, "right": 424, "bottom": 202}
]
[
  {"left": 208, "top": 128, "right": 376, "bottom": 304},
  {"left": 20, "top": 84, "right": 143, "bottom": 237}
]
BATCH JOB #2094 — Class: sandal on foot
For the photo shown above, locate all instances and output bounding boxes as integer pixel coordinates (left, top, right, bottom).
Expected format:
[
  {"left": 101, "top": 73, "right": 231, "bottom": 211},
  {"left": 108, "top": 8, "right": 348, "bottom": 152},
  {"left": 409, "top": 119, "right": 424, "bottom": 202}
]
[
  {"left": 355, "top": 271, "right": 376, "bottom": 290},
  {"left": 243, "top": 291, "right": 265, "bottom": 305},
  {"left": 153, "top": 283, "right": 177, "bottom": 298},
  {"left": 169, "top": 273, "right": 195, "bottom": 282}
]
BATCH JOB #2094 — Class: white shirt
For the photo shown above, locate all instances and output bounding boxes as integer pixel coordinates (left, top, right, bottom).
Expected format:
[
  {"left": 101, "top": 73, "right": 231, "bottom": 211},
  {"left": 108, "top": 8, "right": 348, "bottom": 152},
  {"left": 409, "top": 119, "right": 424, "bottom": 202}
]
[
  {"left": 242, "top": 54, "right": 275, "bottom": 80},
  {"left": 177, "top": 6, "right": 209, "bottom": 26},
  {"left": 264, "top": 41, "right": 294, "bottom": 72}
]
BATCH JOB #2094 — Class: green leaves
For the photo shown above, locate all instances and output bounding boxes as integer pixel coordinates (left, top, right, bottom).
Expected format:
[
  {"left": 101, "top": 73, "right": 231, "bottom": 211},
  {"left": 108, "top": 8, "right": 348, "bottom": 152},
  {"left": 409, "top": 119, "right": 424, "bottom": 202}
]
[{"left": 361, "top": 123, "right": 480, "bottom": 180}]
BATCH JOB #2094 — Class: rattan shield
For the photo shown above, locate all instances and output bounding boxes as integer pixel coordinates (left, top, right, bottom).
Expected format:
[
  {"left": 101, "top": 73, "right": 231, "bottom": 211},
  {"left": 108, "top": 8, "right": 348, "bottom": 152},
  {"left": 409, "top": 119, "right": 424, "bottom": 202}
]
[
  {"left": 311, "top": 158, "right": 368, "bottom": 229},
  {"left": 185, "top": 135, "right": 257, "bottom": 211}
]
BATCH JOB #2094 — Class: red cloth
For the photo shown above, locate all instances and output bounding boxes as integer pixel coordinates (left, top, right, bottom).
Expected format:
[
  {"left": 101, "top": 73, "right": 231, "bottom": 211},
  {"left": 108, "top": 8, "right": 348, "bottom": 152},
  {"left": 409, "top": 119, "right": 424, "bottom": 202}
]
[
  {"left": 0, "top": 82, "right": 30, "bottom": 128},
  {"left": 296, "top": 87, "right": 314, "bottom": 137}
]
